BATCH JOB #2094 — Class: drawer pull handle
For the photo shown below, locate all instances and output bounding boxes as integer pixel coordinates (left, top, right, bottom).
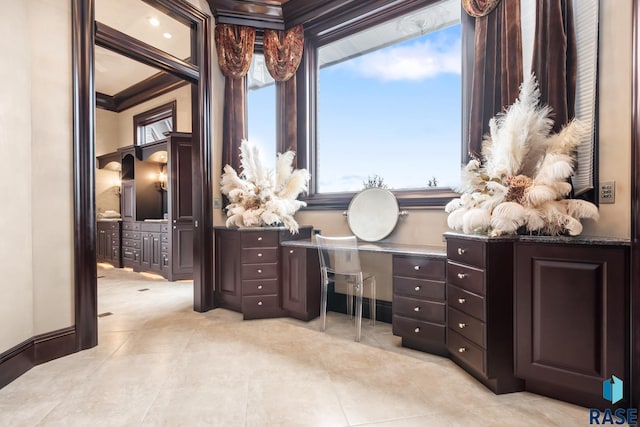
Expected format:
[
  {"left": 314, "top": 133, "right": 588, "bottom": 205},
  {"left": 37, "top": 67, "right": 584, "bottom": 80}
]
[
  {"left": 458, "top": 298, "right": 466, "bottom": 304},
  {"left": 457, "top": 273, "right": 466, "bottom": 279},
  {"left": 414, "top": 327, "right": 420, "bottom": 333},
  {"left": 414, "top": 306, "right": 420, "bottom": 312},
  {"left": 290, "top": 250, "right": 294, "bottom": 254},
  {"left": 258, "top": 236, "right": 263, "bottom": 241},
  {"left": 457, "top": 248, "right": 465, "bottom": 255},
  {"left": 414, "top": 286, "right": 421, "bottom": 291},
  {"left": 414, "top": 265, "right": 420, "bottom": 271},
  {"left": 257, "top": 285, "right": 263, "bottom": 290},
  {"left": 258, "top": 253, "right": 263, "bottom": 257},
  {"left": 257, "top": 269, "right": 262, "bottom": 274},
  {"left": 458, "top": 347, "right": 466, "bottom": 353},
  {"left": 458, "top": 322, "right": 466, "bottom": 329},
  {"left": 258, "top": 301, "right": 263, "bottom": 306}
]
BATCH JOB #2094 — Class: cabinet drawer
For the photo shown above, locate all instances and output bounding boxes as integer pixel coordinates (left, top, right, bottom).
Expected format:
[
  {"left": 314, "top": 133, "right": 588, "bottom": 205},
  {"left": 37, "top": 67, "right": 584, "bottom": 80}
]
[
  {"left": 242, "top": 295, "right": 282, "bottom": 319},
  {"left": 242, "top": 247, "right": 278, "bottom": 264},
  {"left": 447, "top": 284, "right": 485, "bottom": 321},
  {"left": 122, "top": 221, "right": 141, "bottom": 231},
  {"left": 161, "top": 224, "right": 169, "bottom": 233},
  {"left": 242, "top": 262, "right": 278, "bottom": 280},
  {"left": 241, "top": 231, "right": 278, "bottom": 248},
  {"left": 448, "top": 306, "right": 485, "bottom": 348},
  {"left": 122, "top": 231, "right": 140, "bottom": 240},
  {"left": 392, "top": 315, "right": 446, "bottom": 346},
  {"left": 242, "top": 278, "right": 279, "bottom": 296},
  {"left": 122, "top": 238, "right": 141, "bottom": 249},
  {"left": 122, "top": 248, "right": 139, "bottom": 260},
  {"left": 393, "top": 277, "right": 445, "bottom": 301},
  {"left": 447, "top": 261, "right": 485, "bottom": 295},
  {"left": 448, "top": 329, "right": 485, "bottom": 375},
  {"left": 393, "top": 295, "right": 445, "bottom": 324},
  {"left": 161, "top": 243, "right": 169, "bottom": 253},
  {"left": 446, "top": 237, "right": 484, "bottom": 268},
  {"left": 393, "top": 255, "right": 445, "bottom": 280}
]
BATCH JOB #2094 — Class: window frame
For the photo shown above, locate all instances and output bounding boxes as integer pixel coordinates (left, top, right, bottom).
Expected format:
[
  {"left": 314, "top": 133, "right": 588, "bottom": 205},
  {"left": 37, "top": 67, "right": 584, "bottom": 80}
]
[
  {"left": 293, "top": 0, "right": 471, "bottom": 210},
  {"left": 133, "top": 100, "right": 177, "bottom": 146}
]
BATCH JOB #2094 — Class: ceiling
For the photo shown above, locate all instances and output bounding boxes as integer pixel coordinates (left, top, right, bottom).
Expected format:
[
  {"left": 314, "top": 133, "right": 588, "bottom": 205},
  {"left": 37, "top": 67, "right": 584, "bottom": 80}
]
[{"left": 94, "top": 0, "right": 191, "bottom": 96}]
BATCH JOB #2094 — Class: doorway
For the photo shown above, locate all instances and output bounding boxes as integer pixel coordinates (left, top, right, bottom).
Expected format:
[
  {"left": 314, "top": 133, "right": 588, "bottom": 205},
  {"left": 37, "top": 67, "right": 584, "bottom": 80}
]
[{"left": 72, "top": 0, "right": 215, "bottom": 351}]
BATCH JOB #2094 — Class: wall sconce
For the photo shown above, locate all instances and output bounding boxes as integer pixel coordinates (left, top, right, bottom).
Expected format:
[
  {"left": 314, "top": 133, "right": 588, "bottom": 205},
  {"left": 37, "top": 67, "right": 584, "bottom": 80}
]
[
  {"left": 113, "top": 175, "right": 121, "bottom": 196},
  {"left": 158, "top": 171, "right": 168, "bottom": 191}
]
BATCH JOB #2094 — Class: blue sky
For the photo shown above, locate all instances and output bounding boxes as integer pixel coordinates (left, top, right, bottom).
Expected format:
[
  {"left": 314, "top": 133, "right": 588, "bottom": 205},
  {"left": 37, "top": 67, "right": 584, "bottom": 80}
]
[{"left": 248, "top": 24, "right": 462, "bottom": 193}]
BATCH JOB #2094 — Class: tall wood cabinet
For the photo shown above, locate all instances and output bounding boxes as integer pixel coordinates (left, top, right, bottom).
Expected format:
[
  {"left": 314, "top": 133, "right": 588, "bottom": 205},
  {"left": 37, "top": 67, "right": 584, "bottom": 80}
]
[
  {"left": 214, "top": 226, "right": 312, "bottom": 319},
  {"left": 514, "top": 240, "right": 629, "bottom": 409}
]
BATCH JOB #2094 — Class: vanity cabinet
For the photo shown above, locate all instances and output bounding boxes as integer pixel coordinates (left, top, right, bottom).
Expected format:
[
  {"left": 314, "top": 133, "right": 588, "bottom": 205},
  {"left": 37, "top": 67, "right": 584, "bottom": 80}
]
[
  {"left": 121, "top": 221, "right": 141, "bottom": 268},
  {"left": 514, "top": 241, "right": 629, "bottom": 409},
  {"left": 392, "top": 255, "right": 447, "bottom": 355},
  {"left": 97, "top": 220, "right": 122, "bottom": 267},
  {"left": 281, "top": 245, "right": 321, "bottom": 321},
  {"left": 214, "top": 226, "right": 312, "bottom": 319},
  {"left": 444, "top": 234, "right": 523, "bottom": 394}
]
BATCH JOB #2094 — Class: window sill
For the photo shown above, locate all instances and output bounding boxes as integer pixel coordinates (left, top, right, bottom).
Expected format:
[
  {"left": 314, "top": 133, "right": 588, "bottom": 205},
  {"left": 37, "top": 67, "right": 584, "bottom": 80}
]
[{"left": 301, "top": 188, "right": 459, "bottom": 210}]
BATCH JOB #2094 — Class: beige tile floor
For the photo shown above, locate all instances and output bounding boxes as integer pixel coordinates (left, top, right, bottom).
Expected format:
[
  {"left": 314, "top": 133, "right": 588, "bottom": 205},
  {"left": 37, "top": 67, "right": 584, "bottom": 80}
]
[{"left": 0, "top": 264, "right": 590, "bottom": 426}]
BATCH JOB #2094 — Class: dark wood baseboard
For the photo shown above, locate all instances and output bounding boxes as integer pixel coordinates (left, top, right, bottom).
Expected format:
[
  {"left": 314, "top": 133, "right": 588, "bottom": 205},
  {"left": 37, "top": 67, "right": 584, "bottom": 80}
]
[
  {"left": 0, "top": 326, "right": 77, "bottom": 390},
  {"left": 327, "top": 285, "right": 392, "bottom": 324}
]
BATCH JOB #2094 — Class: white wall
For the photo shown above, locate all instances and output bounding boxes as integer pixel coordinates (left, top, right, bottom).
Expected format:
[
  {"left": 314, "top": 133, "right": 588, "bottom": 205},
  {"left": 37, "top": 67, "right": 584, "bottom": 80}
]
[{"left": 0, "top": 1, "right": 35, "bottom": 350}]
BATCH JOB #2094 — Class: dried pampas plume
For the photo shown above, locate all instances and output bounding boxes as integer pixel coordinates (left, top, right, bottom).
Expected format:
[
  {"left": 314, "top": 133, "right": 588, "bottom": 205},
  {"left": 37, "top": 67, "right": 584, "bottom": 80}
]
[
  {"left": 446, "top": 73, "right": 599, "bottom": 236},
  {"left": 221, "top": 140, "right": 310, "bottom": 233}
]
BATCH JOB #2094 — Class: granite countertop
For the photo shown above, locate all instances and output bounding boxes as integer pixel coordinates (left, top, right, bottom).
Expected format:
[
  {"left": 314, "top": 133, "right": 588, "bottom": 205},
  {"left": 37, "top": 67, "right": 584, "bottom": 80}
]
[
  {"left": 443, "top": 231, "right": 630, "bottom": 246},
  {"left": 281, "top": 237, "right": 447, "bottom": 257},
  {"left": 97, "top": 218, "right": 122, "bottom": 222}
]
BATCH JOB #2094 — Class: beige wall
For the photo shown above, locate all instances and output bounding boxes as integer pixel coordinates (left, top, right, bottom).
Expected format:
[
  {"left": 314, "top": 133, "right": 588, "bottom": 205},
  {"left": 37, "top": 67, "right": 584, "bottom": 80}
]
[
  {"left": 95, "top": 108, "right": 120, "bottom": 156},
  {"left": 28, "top": 0, "right": 74, "bottom": 334},
  {"left": 582, "top": 0, "right": 632, "bottom": 239},
  {"left": 0, "top": 0, "right": 35, "bottom": 350},
  {"left": 0, "top": 0, "right": 74, "bottom": 352}
]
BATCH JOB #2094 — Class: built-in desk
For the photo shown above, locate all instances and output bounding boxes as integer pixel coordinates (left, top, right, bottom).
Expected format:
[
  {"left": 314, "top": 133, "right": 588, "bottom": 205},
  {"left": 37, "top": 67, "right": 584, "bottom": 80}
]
[{"left": 281, "top": 238, "right": 447, "bottom": 352}]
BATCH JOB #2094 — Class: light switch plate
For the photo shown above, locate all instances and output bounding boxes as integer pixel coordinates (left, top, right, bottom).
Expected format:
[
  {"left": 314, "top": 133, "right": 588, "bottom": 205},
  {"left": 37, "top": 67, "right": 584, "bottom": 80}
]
[
  {"left": 599, "top": 181, "right": 615, "bottom": 204},
  {"left": 213, "top": 197, "right": 222, "bottom": 209}
]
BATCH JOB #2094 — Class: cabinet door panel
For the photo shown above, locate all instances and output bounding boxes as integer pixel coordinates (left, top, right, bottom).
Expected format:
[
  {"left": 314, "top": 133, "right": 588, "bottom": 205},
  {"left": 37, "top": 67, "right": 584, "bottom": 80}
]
[{"left": 515, "top": 243, "right": 628, "bottom": 408}]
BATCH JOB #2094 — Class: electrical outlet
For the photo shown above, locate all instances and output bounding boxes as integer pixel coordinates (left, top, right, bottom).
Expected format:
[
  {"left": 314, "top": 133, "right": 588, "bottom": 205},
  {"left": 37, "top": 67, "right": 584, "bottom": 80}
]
[
  {"left": 213, "top": 197, "right": 222, "bottom": 209},
  {"left": 599, "top": 181, "right": 615, "bottom": 204}
]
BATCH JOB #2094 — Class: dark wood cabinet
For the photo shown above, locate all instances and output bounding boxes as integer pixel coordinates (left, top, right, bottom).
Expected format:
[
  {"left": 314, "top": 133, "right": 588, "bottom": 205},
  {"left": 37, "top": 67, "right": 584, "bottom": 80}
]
[
  {"left": 444, "top": 234, "right": 523, "bottom": 394},
  {"left": 281, "top": 245, "right": 321, "bottom": 321},
  {"left": 214, "top": 226, "right": 312, "bottom": 319},
  {"left": 103, "top": 133, "right": 193, "bottom": 280},
  {"left": 392, "top": 254, "right": 447, "bottom": 356},
  {"left": 514, "top": 241, "right": 629, "bottom": 409},
  {"left": 96, "top": 221, "right": 121, "bottom": 267}
]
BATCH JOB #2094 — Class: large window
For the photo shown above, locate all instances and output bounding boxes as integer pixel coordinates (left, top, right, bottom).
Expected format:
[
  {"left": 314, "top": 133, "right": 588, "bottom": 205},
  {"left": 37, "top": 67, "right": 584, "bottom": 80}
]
[
  {"left": 248, "top": 53, "right": 276, "bottom": 170},
  {"left": 315, "top": 0, "right": 461, "bottom": 194}
]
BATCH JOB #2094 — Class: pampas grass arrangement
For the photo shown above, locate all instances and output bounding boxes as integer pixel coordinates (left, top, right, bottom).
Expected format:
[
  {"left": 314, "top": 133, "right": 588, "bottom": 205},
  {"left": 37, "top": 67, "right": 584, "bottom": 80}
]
[
  {"left": 221, "top": 140, "right": 310, "bottom": 233},
  {"left": 445, "top": 73, "right": 599, "bottom": 236}
]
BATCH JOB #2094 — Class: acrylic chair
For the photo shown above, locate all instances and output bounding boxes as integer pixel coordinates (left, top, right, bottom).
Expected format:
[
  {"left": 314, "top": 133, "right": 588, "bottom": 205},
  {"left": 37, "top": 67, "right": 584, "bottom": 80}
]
[{"left": 315, "top": 234, "right": 376, "bottom": 342}]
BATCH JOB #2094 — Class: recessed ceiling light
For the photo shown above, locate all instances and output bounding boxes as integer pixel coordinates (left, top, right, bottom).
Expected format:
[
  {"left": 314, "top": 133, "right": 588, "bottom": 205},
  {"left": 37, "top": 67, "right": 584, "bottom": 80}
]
[
  {"left": 163, "top": 32, "right": 172, "bottom": 39},
  {"left": 149, "top": 17, "right": 160, "bottom": 27}
]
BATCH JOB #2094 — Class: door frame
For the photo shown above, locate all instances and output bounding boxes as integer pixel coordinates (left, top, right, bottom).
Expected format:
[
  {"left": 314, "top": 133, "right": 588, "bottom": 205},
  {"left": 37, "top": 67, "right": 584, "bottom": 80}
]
[{"left": 71, "top": 0, "right": 215, "bottom": 351}]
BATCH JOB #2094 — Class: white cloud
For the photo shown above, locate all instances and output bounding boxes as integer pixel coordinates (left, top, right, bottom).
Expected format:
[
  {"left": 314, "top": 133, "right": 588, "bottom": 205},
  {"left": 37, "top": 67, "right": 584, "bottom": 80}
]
[{"left": 344, "top": 37, "right": 461, "bottom": 81}]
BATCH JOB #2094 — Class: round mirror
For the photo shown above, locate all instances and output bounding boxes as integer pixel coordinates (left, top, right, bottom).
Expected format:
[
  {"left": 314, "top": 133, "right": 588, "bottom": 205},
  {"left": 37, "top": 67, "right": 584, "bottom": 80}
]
[{"left": 347, "top": 188, "right": 399, "bottom": 242}]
